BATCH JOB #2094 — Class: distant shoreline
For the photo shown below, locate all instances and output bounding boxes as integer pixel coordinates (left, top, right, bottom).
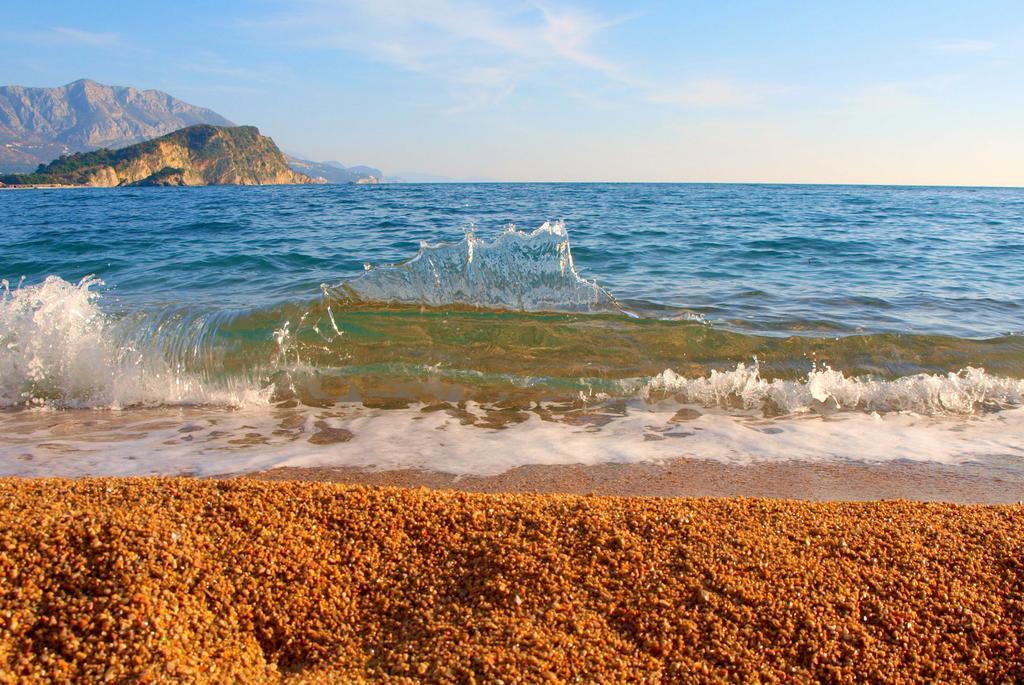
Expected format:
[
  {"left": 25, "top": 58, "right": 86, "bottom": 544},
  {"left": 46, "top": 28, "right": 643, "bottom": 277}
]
[{"left": 0, "top": 183, "right": 91, "bottom": 189}]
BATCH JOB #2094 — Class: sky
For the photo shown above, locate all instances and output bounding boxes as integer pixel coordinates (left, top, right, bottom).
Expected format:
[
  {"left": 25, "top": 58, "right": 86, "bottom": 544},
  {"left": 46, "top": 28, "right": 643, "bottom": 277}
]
[{"left": 1, "top": 0, "right": 1022, "bottom": 185}]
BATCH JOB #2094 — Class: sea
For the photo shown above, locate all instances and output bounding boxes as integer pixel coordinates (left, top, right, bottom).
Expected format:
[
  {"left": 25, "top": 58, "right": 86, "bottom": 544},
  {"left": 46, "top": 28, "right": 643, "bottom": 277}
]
[{"left": 2, "top": 183, "right": 1023, "bottom": 480}]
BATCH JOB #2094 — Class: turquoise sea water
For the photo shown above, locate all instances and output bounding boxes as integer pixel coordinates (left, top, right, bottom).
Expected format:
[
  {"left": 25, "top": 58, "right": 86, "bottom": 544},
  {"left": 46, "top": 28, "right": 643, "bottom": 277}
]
[{"left": 2, "top": 183, "right": 1023, "bottom": 478}]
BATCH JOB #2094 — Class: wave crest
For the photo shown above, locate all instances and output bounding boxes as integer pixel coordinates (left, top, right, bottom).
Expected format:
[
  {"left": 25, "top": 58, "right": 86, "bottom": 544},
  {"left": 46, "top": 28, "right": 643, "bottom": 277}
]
[
  {"left": 0, "top": 276, "right": 267, "bottom": 409},
  {"left": 322, "top": 221, "right": 622, "bottom": 313}
]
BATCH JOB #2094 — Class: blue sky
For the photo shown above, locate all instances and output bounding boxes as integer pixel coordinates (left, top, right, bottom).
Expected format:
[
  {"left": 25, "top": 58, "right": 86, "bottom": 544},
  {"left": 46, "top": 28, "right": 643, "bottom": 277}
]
[{"left": 1, "top": 1, "right": 1022, "bottom": 184}]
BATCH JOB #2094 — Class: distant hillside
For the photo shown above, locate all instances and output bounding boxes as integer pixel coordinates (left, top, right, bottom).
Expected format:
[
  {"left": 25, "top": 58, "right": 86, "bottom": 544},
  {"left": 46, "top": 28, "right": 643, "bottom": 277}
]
[
  {"left": 286, "top": 155, "right": 383, "bottom": 184},
  {"left": 1, "top": 125, "right": 312, "bottom": 187},
  {"left": 0, "top": 79, "right": 234, "bottom": 172}
]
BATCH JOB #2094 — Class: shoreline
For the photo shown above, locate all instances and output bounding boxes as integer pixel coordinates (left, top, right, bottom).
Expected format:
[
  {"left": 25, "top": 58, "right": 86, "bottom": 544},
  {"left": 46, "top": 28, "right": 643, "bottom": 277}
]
[
  {"left": 244, "top": 457, "right": 1024, "bottom": 504},
  {"left": 1, "top": 478, "right": 1021, "bottom": 682}
]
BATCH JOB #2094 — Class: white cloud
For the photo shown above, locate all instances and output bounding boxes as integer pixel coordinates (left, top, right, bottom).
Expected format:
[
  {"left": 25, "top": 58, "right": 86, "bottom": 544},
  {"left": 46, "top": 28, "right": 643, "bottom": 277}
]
[
  {"left": 533, "top": 3, "right": 637, "bottom": 84},
  {"left": 650, "top": 78, "right": 751, "bottom": 108},
  {"left": 182, "top": 50, "right": 293, "bottom": 84},
  {"left": 842, "top": 74, "right": 964, "bottom": 113},
  {"left": 246, "top": 1, "right": 783, "bottom": 115},
  {"left": 932, "top": 39, "right": 997, "bottom": 54},
  {"left": 50, "top": 27, "right": 121, "bottom": 47},
  {"left": 245, "top": 0, "right": 633, "bottom": 112},
  {"left": 843, "top": 82, "right": 926, "bottom": 112},
  {"left": 4, "top": 26, "right": 122, "bottom": 48}
]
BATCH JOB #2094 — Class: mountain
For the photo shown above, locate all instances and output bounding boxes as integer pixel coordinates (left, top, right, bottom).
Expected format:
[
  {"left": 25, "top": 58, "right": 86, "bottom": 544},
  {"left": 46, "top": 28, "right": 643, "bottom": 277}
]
[
  {"left": 1, "top": 125, "right": 312, "bottom": 187},
  {"left": 0, "top": 79, "right": 234, "bottom": 172},
  {"left": 285, "top": 155, "right": 383, "bottom": 184}
]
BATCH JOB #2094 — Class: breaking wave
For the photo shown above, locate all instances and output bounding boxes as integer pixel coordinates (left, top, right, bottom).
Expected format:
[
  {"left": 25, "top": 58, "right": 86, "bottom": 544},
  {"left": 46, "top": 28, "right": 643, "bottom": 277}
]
[
  {"left": 2, "top": 223, "right": 1022, "bottom": 418},
  {"left": 322, "top": 221, "right": 622, "bottom": 313},
  {"left": 0, "top": 276, "right": 268, "bottom": 409}
]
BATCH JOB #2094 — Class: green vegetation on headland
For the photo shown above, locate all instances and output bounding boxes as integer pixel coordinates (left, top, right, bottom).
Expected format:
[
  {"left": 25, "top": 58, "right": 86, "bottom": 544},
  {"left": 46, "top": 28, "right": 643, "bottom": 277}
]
[
  {"left": 0, "top": 125, "right": 312, "bottom": 187},
  {"left": 2, "top": 148, "right": 139, "bottom": 186}
]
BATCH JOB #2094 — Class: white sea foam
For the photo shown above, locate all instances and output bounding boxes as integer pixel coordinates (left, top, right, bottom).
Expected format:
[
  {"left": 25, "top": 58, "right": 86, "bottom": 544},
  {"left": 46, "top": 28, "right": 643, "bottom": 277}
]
[
  {"left": 0, "top": 276, "right": 268, "bottom": 409},
  {"left": 639, "top": 363, "right": 1024, "bottom": 416},
  {"left": 1, "top": 401, "right": 1021, "bottom": 479},
  {"left": 324, "top": 221, "right": 622, "bottom": 313}
]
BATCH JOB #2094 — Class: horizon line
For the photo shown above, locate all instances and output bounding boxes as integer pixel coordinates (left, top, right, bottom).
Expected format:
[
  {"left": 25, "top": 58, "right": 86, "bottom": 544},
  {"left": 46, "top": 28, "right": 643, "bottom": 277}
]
[{"left": 382, "top": 180, "right": 1024, "bottom": 190}]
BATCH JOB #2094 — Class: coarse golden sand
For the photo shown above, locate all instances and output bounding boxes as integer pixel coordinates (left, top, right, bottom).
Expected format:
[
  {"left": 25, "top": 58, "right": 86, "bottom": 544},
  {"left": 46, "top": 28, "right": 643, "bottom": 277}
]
[{"left": 0, "top": 478, "right": 1022, "bottom": 683}]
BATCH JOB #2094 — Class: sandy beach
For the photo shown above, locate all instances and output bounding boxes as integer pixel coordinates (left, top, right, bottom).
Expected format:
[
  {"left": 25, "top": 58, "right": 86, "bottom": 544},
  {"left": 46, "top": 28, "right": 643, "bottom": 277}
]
[{"left": 1, "top": 478, "right": 1021, "bottom": 683}]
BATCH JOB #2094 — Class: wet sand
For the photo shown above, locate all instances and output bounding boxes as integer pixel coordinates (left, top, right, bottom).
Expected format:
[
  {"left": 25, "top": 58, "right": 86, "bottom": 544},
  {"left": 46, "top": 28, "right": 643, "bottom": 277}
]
[
  {"left": 1, "top": 478, "right": 1022, "bottom": 682},
  {"left": 248, "top": 458, "right": 1024, "bottom": 504}
]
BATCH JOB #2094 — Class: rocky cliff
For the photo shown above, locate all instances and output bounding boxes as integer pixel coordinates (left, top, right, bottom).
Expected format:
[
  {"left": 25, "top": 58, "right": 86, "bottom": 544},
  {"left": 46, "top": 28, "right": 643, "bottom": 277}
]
[
  {"left": 1, "top": 125, "right": 313, "bottom": 187},
  {"left": 0, "top": 79, "right": 234, "bottom": 172}
]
